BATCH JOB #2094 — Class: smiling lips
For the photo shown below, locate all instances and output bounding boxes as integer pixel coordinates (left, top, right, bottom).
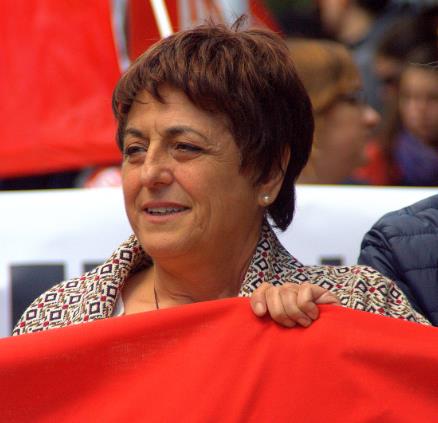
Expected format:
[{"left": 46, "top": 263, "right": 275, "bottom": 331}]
[
  {"left": 146, "top": 206, "right": 189, "bottom": 216},
  {"left": 142, "top": 203, "right": 190, "bottom": 216}
]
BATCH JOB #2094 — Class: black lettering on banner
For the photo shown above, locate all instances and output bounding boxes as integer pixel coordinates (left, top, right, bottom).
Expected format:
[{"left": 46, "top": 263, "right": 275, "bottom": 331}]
[
  {"left": 83, "top": 262, "right": 101, "bottom": 273},
  {"left": 319, "top": 256, "right": 344, "bottom": 266}
]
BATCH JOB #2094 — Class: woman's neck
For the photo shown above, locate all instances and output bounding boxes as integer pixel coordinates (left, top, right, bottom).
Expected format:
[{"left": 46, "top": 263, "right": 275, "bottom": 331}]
[
  {"left": 123, "top": 222, "right": 263, "bottom": 313},
  {"left": 152, "top": 230, "right": 259, "bottom": 306}
]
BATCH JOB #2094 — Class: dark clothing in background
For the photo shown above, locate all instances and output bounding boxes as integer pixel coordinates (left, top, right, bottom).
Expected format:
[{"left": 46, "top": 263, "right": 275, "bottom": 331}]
[
  {"left": 358, "top": 194, "right": 438, "bottom": 325},
  {"left": 394, "top": 130, "right": 438, "bottom": 186},
  {"left": 0, "top": 170, "right": 81, "bottom": 190}
]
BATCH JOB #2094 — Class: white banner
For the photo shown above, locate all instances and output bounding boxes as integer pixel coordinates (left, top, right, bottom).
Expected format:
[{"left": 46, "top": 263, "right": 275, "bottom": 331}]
[{"left": 1, "top": 185, "right": 435, "bottom": 338}]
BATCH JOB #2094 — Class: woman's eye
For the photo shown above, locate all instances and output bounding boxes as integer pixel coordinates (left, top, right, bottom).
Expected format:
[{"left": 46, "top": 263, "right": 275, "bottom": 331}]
[
  {"left": 175, "top": 143, "right": 202, "bottom": 153},
  {"left": 123, "top": 145, "right": 146, "bottom": 157}
]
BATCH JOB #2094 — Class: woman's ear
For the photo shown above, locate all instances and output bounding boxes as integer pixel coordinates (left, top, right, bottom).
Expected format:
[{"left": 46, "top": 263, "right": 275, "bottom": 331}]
[{"left": 257, "top": 147, "right": 290, "bottom": 207}]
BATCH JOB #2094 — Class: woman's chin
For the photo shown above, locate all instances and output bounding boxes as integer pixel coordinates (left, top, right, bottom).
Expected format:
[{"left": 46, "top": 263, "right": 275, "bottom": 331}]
[{"left": 140, "top": 236, "right": 196, "bottom": 260}]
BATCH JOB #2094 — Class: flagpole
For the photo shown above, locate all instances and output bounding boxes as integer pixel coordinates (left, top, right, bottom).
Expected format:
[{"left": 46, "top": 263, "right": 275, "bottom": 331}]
[
  {"left": 218, "top": 0, "right": 248, "bottom": 23},
  {"left": 150, "top": 0, "right": 174, "bottom": 37}
]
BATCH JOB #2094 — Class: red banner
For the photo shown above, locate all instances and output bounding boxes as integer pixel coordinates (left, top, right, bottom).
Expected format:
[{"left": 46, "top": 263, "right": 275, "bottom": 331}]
[
  {"left": 1, "top": 0, "right": 122, "bottom": 177},
  {"left": 1, "top": 299, "right": 438, "bottom": 421}
]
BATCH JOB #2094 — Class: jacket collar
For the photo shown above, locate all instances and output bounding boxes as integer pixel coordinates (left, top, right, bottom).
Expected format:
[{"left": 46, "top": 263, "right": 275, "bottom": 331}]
[{"left": 96, "top": 221, "right": 307, "bottom": 311}]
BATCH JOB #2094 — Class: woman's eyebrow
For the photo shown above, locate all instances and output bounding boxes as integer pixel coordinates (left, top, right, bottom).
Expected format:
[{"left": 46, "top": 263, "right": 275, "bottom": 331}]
[
  {"left": 124, "top": 126, "right": 209, "bottom": 142},
  {"left": 165, "top": 125, "right": 209, "bottom": 142},
  {"left": 124, "top": 127, "right": 146, "bottom": 139}
]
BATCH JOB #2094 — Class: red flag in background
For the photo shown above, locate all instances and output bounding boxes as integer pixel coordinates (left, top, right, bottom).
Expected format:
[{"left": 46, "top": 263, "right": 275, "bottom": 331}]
[
  {"left": 1, "top": 0, "right": 278, "bottom": 178},
  {"left": 127, "top": 0, "right": 178, "bottom": 60},
  {"left": 250, "top": 0, "right": 279, "bottom": 31},
  {"left": 1, "top": 0, "right": 122, "bottom": 178},
  {"left": 1, "top": 298, "right": 438, "bottom": 422},
  {"left": 128, "top": 0, "right": 279, "bottom": 61}
]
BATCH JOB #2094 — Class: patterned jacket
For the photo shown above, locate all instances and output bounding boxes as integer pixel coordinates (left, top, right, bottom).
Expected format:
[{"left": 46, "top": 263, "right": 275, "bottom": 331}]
[{"left": 13, "top": 224, "right": 430, "bottom": 335}]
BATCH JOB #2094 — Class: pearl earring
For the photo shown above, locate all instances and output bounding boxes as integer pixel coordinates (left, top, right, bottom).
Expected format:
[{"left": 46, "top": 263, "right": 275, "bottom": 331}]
[{"left": 262, "top": 194, "right": 270, "bottom": 205}]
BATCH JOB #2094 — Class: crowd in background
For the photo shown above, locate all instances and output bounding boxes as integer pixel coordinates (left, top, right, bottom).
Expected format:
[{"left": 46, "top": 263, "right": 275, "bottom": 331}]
[
  {"left": 1, "top": 0, "right": 437, "bottom": 190},
  {"left": 284, "top": 0, "right": 438, "bottom": 186}
]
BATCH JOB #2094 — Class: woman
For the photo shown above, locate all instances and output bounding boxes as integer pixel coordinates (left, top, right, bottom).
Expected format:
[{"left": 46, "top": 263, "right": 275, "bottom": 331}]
[
  {"left": 13, "top": 20, "right": 428, "bottom": 336},
  {"left": 287, "top": 39, "right": 380, "bottom": 184}
]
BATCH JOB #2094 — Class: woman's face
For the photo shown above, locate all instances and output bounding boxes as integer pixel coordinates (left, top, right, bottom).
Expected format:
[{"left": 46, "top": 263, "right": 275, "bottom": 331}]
[
  {"left": 315, "top": 92, "right": 380, "bottom": 183},
  {"left": 399, "top": 67, "right": 438, "bottom": 147},
  {"left": 121, "top": 86, "right": 265, "bottom": 260}
]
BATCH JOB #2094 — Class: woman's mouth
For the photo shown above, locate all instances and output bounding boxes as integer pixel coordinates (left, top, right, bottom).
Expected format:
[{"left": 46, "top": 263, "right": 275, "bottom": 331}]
[{"left": 145, "top": 207, "right": 189, "bottom": 216}]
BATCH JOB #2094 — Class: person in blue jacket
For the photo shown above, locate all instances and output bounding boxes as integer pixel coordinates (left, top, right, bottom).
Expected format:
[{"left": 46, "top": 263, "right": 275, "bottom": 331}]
[{"left": 358, "top": 194, "right": 438, "bottom": 325}]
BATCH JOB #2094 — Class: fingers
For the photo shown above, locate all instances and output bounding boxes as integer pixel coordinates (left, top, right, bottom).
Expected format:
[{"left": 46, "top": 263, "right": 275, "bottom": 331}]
[
  {"left": 295, "top": 283, "right": 339, "bottom": 320},
  {"left": 315, "top": 290, "right": 341, "bottom": 305},
  {"left": 296, "top": 284, "right": 319, "bottom": 322},
  {"left": 251, "top": 282, "right": 340, "bottom": 328},
  {"left": 250, "top": 282, "right": 270, "bottom": 316},
  {"left": 265, "top": 285, "right": 297, "bottom": 328}
]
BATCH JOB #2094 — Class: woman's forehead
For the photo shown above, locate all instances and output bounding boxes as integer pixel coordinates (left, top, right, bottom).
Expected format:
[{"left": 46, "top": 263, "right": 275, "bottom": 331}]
[{"left": 126, "top": 88, "right": 230, "bottom": 139}]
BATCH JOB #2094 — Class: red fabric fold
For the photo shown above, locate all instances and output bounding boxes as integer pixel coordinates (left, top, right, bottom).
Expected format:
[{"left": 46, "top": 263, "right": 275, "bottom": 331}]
[{"left": 1, "top": 299, "right": 438, "bottom": 422}]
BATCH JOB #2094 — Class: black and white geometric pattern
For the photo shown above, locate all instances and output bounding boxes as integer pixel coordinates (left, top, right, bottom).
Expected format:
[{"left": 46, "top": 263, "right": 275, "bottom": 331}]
[{"left": 12, "top": 223, "right": 430, "bottom": 335}]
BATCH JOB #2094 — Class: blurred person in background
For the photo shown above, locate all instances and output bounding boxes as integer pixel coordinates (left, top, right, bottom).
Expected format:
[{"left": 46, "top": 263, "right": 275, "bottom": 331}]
[
  {"left": 268, "top": 0, "right": 325, "bottom": 38},
  {"left": 356, "top": 43, "right": 438, "bottom": 185},
  {"left": 374, "top": 17, "right": 427, "bottom": 106},
  {"left": 354, "top": 7, "right": 438, "bottom": 185},
  {"left": 396, "top": 45, "right": 438, "bottom": 185},
  {"left": 316, "top": 0, "right": 400, "bottom": 112},
  {"left": 358, "top": 194, "right": 438, "bottom": 325},
  {"left": 373, "top": 7, "right": 438, "bottom": 113},
  {"left": 288, "top": 39, "right": 380, "bottom": 184}
]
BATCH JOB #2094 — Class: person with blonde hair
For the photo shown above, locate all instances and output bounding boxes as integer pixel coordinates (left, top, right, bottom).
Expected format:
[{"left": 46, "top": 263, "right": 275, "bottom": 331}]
[{"left": 288, "top": 39, "right": 380, "bottom": 184}]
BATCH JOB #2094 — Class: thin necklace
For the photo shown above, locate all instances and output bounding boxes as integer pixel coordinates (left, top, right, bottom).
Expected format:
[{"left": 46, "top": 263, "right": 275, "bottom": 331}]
[{"left": 153, "top": 283, "right": 160, "bottom": 310}]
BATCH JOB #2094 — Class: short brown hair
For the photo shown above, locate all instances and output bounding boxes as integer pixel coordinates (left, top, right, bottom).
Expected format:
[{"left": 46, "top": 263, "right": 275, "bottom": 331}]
[{"left": 112, "top": 18, "right": 313, "bottom": 230}]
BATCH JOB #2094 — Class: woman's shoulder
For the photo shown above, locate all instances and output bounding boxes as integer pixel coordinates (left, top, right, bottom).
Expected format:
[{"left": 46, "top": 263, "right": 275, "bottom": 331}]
[
  {"left": 12, "top": 234, "right": 148, "bottom": 336},
  {"left": 12, "top": 275, "right": 90, "bottom": 336},
  {"left": 301, "top": 264, "right": 430, "bottom": 325},
  {"left": 302, "top": 263, "right": 391, "bottom": 292}
]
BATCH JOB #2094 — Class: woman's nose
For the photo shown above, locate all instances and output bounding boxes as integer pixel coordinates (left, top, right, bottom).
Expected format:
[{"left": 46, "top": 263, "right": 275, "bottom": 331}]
[
  {"left": 140, "top": 148, "right": 174, "bottom": 188},
  {"left": 363, "top": 105, "right": 381, "bottom": 129}
]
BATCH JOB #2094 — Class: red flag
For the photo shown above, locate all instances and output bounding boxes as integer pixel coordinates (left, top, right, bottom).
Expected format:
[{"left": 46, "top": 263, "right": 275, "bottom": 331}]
[
  {"left": 1, "top": 0, "right": 278, "bottom": 178},
  {"left": 0, "top": 0, "right": 122, "bottom": 177},
  {"left": 1, "top": 298, "right": 438, "bottom": 421}
]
